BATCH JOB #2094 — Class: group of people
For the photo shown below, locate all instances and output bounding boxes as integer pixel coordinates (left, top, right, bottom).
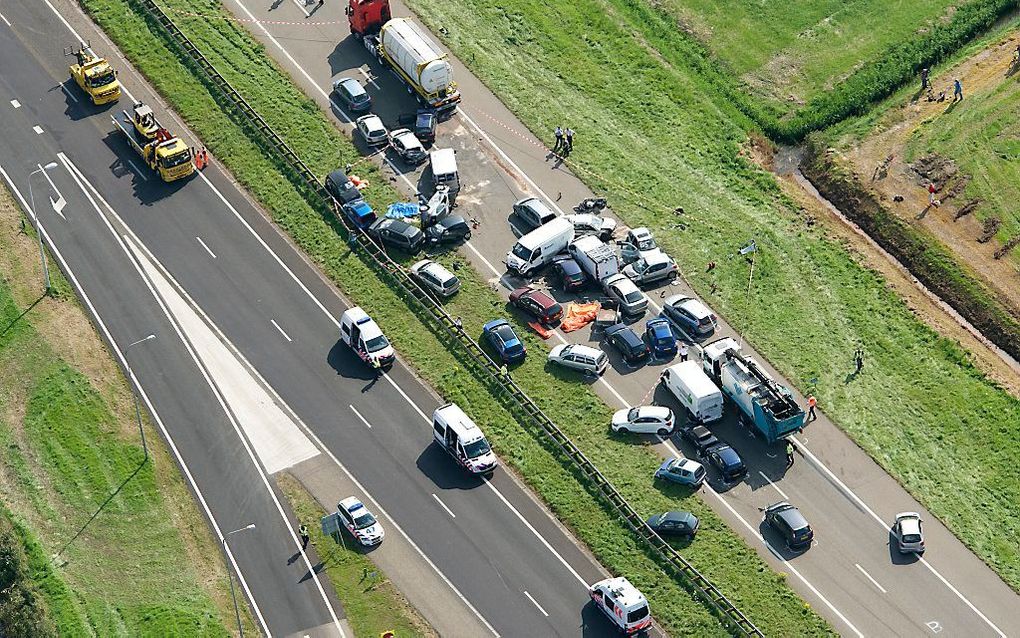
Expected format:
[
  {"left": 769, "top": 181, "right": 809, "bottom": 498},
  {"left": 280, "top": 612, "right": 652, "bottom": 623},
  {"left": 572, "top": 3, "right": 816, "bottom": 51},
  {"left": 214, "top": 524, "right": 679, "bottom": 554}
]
[
  {"left": 551, "top": 126, "right": 575, "bottom": 157},
  {"left": 919, "top": 67, "right": 963, "bottom": 103}
]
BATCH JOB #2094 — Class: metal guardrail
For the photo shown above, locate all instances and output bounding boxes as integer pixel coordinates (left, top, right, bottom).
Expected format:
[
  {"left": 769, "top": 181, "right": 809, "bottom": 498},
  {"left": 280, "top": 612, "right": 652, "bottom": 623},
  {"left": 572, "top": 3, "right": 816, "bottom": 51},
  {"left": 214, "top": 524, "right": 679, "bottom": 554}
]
[{"left": 127, "top": 1, "right": 763, "bottom": 634}]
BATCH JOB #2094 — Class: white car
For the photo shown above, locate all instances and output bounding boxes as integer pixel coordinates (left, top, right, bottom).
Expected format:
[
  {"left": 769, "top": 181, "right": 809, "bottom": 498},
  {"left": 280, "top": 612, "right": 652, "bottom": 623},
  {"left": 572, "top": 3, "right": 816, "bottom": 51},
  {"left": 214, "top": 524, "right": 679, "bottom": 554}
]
[
  {"left": 622, "top": 248, "right": 677, "bottom": 287},
  {"left": 388, "top": 128, "right": 427, "bottom": 165},
  {"left": 564, "top": 213, "right": 617, "bottom": 241},
  {"left": 603, "top": 273, "right": 649, "bottom": 316},
  {"left": 355, "top": 114, "right": 388, "bottom": 146},
  {"left": 893, "top": 512, "right": 925, "bottom": 554},
  {"left": 410, "top": 259, "right": 460, "bottom": 298},
  {"left": 337, "top": 497, "right": 385, "bottom": 546},
  {"left": 619, "top": 226, "right": 657, "bottom": 264},
  {"left": 611, "top": 405, "right": 675, "bottom": 435},
  {"left": 548, "top": 344, "right": 609, "bottom": 376}
]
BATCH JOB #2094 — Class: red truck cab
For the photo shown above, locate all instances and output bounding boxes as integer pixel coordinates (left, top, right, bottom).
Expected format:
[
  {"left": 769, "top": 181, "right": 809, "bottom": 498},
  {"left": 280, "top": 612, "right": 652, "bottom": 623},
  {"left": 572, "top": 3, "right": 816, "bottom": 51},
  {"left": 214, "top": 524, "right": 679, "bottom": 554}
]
[{"left": 346, "top": 0, "right": 391, "bottom": 37}]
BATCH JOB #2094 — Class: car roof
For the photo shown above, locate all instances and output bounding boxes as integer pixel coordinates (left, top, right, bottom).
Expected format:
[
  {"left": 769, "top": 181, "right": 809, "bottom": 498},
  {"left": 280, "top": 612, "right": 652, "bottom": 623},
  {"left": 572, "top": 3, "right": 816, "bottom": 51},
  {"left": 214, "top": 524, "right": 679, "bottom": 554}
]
[
  {"left": 661, "top": 510, "right": 697, "bottom": 525},
  {"left": 607, "top": 274, "right": 638, "bottom": 291},
  {"left": 338, "top": 496, "right": 365, "bottom": 512},
  {"left": 414, "top": 260, "right": 454, "bottom": 279},
  {"left": 338, "top": 77, "right": 365, "bottom": 93},
  {"left": 526, "top": 288, "right": 558, "bottom": 307},
  {"left": 483, "top": 318, "right": 509, "bottom": 331},
  {"left": 437, "top": 214, "right": 467, "bottom": 228},
  {"left": 777, "top": 506, "right": 810, "bottom": 530},
  {"left": 630, "top": 227, "right": 652, "bottom": 239},
  {"left": 562, "top": 343, "right": 601, "bottom": 357},
  {"left": 642, "top": 249, "right": 672, "bottom": 265},
  {"left": 518, "top": 197, "right": 553, "bottom": 214},
  {"left": 712, "top": 444, "right": 741, "bottom": 465},
  {"left": 328, "top": 169, "right": 351, "bottom": 184},
  {"left": 556, "top": 258, "right": 582, "bottom": 275},
  {"left": 635, "top": 405, "right": 671, "bottom": 417},
  {"left": 647, "top": 318, "right": 672, "bottom": 334},
  {"left": 607, "top": 323, "right": 642, "bottom": 345},
  {"left": 690, "top": 424, "right": 713, "bottom": 438}
]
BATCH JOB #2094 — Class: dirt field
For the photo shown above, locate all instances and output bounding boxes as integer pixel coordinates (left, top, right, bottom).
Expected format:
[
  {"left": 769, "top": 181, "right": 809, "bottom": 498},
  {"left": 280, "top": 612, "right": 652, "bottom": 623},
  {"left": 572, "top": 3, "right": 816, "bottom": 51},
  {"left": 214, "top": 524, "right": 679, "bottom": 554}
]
[{"left": 835, "top": 32, "right": 1020, "bottom": 332}]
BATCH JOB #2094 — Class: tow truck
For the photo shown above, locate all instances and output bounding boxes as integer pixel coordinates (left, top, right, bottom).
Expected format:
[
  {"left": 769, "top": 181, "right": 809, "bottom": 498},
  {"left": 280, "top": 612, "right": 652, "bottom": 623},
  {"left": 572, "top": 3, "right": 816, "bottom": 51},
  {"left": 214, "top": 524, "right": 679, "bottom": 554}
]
[
  {"left": 65, "top": 43, "right": 121, "bottom": 105},
  {"left": 111, "top": 102, "right": 195, "bottom": 182}
]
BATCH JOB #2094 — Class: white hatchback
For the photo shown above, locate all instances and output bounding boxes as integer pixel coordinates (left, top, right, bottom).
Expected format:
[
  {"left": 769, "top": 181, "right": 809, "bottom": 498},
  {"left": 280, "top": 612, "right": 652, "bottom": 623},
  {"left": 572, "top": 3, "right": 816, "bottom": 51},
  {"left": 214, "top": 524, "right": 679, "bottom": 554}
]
[
  {"left": 893, "top": 512, "right": 925, "bottom": 554},
  {"left": 355, "top": 114, "right": 388, "bottom": 146},
  {"left": 611, "top": 405, "right": 675, "bottom": 436}
]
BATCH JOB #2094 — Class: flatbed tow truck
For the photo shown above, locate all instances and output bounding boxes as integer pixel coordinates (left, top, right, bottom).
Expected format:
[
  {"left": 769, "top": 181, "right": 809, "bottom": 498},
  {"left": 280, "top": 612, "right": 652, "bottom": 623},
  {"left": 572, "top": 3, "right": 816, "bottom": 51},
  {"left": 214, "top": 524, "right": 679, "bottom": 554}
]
[
  {"left": 65, "top": 43, "right": 121, "bottom": 105},
  {"left": 111, "top": 102, "right": 195, "bottom": 182}
]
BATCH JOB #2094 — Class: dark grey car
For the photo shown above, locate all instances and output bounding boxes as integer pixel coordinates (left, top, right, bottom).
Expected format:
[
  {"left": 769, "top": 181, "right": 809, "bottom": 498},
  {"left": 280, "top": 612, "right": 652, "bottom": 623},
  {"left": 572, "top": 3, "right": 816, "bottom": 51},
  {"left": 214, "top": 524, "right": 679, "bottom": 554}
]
[
  {"left": 512, "top": 197, "right": 557, "bottom": 231},
  {"left": 368, "top": 218, "right": 424, "bottom": 254}
]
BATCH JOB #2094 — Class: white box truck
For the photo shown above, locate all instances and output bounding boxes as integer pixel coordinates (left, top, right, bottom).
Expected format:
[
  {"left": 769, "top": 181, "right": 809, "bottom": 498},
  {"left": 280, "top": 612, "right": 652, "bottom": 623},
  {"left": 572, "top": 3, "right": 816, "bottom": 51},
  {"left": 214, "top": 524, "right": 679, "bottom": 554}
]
[
  {"left": 660, "top": 361, "right": 723, "bottom": 423},
  {"left": 429, "top": 148, "right": 459, "bottom": 197},
  {"left": 505, "top": 217, "right": 574, "bottom": 277},
  {"left": 568, "top": 234, "right": 619, "bottom": 283}
]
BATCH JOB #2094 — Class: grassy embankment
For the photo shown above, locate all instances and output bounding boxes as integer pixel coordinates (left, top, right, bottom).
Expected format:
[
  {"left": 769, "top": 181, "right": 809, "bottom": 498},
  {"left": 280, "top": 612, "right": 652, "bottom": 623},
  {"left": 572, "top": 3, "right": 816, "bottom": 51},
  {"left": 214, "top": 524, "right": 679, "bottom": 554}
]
[
  {"left": 405, "top": 0, "right": 1020, "bottom": 591},
  {"left": 76, "top": 0, "right": 834, "bottom": 632},
  {"left": 278, "top": 475, "right": 434, "bottom": 638},
  {"left": 635, "top": 0, "right": 1017, "bottom": 139},
  {"left": 0, "top": 189, "right": 240, "bottom": 635}
]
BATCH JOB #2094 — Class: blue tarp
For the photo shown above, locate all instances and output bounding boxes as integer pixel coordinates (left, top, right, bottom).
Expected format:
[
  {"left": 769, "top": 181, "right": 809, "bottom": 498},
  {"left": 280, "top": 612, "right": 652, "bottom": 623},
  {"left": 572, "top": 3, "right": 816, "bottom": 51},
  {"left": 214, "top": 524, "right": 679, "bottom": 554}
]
[{"left": 386, "top": 202, "right": 421, "bottom": 220}]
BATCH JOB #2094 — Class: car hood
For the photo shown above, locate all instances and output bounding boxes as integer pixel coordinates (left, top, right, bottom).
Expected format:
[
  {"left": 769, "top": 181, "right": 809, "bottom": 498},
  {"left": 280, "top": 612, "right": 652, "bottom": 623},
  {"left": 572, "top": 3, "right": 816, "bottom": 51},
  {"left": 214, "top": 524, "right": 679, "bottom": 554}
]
[{"left": 611, "top": 408, "right": 631, "bottom": 426}]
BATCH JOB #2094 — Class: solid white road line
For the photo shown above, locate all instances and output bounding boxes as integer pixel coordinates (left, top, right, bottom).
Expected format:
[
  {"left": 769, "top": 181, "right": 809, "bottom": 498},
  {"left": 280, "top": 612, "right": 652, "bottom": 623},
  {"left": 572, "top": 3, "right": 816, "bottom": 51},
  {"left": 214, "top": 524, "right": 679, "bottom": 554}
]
[
  {"left": 660, "top": 440, "right": 864, "bottom": 638},
  {"left": 60, "top": 84, "right": 80, "bottom": 103},
  {"left": 359, "top": 67, "right": 380, "bottom": 90},
  {"left": 33, "top": 125, "right": 44, "bottom": 135},
  {"left": 349, "top": 405, "right": 371, "bottom": 428},
  {"left": 794, "top": 437, "right": 1006, "bottom": 637},
  {"left": 431, "top": 493, "right": 456, "bottom": 519},
  {"left": 855, "top": 563, "right": 888, "bottom": 594},
  {"left": 0, "top": 162, "right": 278, "bottom": 633},
  {"left": 523, "top": 590, "right": 549, "bottom": 617},
  {"left": 0, "top": 12, "right": 11, "bottom": 27},
  {"left": 56, "top": 152, "right": 344, "bottom": 636},
  {"left": 289, "top": 0, "right": 310, "bottom": 17},
  {"left": 758, "top": 471, "right": 790, "bottom": 500},
  {"left": 270, "top": 318, "right": 293, "bottom": 342},
  {"left": 10, "top": 99, "right": 20, "bottom": 108},
  {"left": 195, "top": 236, "right": 217, "bottom": 258}
]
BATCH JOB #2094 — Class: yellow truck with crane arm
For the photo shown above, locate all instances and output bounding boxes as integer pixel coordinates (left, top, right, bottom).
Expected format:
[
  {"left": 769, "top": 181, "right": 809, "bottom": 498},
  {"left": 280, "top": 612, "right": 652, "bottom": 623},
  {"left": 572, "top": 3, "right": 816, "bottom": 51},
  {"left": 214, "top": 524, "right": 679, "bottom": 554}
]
[
  {"left": 111, "top": 102, "right": 195, "bottom": 182},
  {"left": 65, "top": 43, "right": 121, "bottom": 105}
]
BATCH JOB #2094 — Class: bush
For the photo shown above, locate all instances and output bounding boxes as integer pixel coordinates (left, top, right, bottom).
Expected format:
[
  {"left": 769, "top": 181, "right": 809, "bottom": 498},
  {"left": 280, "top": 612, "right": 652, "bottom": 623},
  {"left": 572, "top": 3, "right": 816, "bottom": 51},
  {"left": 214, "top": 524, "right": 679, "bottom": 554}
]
[{"left": 0, "top": 515, "right": 56, "bottom": 638}]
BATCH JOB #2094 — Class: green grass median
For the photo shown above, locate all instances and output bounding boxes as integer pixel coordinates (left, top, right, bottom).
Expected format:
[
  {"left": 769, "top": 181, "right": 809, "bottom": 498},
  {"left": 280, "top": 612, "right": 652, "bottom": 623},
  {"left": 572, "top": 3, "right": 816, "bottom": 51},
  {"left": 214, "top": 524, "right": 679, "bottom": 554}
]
[{"left": 74, "top": 0, "right": 835, "bottom": 632}]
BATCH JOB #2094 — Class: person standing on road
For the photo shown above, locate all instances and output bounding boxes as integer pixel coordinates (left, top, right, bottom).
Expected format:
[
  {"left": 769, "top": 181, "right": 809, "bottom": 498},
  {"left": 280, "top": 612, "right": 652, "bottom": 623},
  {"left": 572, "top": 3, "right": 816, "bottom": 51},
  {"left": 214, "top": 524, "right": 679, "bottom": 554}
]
[
  {"left": 785, "top": 441, "right": 795, "bottom": 468},
  {"left": 552, "top": 126, "right": 564, "bottom": 154},
  {"left": 564, "top": 128, "right": 575, "bottom": 155},
  {"left": 300, "top": 524, "right": 310, "bottom": 550},
  {"left": 953, "top": 78, "right": 963, "bottom": 102},
  {"left": 920, "top": 67, "right": 929, "bottom": 92},
  {"left": 806, "top": 395, "right": 817, "bottom": 422},
  {"left": 679, "top": 343, "right": 689, "bottom": 362}
]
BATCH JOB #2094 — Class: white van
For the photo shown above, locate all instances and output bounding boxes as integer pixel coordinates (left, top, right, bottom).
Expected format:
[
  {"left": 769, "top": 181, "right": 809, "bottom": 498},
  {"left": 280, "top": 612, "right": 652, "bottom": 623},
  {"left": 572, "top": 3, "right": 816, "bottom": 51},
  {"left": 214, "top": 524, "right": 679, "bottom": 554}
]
[
  {"left": 660, "top": 361, "right": 723, "bottom": 423},
  {"left": 505, "top": 217, "right": 574, "bottom": 277},
  {"left": 589, "top": 577, "right": 652, "bottom": 635},
  {"left": 432, "top": 403, "right": 498, "bottom": 475},
  {"left": 339, "top": 307, "right": 396, "bottom": 369},
  {"left": 429, "top": 148, "right": 459, "bottom": 197}
]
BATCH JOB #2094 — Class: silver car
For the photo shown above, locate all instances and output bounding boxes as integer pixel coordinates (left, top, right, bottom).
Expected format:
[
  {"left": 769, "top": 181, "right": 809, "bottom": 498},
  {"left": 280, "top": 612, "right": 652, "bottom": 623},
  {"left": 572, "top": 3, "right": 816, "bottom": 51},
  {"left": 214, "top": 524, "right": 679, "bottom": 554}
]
[
  {"left": 603, "top": 273, "right": 648, "bottom": 316},
  {"left": 410, "top": 260, "right": 460, "bottom": 297},
  {"left": 622, "top": 249, "right": 677, "bottom": 287},
  {"left": 564, "top": 213, "right": 617, "bottom": 241},
  {"left": 548, "top": 344, "right": 609, "bottom": 376},
  {"left": 893, "top": 512, "right": 925, "bottom": 554}
]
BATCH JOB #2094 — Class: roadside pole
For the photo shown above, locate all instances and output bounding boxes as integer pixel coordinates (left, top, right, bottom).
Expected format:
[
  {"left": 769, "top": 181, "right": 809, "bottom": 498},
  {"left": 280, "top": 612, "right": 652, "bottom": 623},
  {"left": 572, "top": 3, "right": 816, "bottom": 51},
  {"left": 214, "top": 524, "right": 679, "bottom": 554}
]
[
  {"left": 222, "top": 523, "right": 257, "bottom": 636},
  {"left": 27, "top": 162, "right": 59, "bottom": 295}
]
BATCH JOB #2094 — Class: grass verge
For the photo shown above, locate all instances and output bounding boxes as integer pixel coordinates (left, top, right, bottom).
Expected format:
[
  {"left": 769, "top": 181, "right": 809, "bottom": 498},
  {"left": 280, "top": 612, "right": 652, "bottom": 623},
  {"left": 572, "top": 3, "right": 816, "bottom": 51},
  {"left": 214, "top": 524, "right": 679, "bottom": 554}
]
[
  {"left": 278, "top": 474, "right": 435, "bottom": 638},
  {"left": 0, "top": 187, "right": 244, "bottom": 635},
  {"left": 74, "top": 0, "right": 834, "bottom": 632},
  {"left": 398, "top": 0, "right": 1020, "bottom": 592}
]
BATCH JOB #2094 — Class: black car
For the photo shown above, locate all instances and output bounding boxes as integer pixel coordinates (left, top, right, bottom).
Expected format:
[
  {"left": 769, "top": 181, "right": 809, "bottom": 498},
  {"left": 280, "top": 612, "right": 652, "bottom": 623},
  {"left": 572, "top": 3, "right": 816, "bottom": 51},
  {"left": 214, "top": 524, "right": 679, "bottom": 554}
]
[
  {"left": 763, "top": 501, "right": 814, "bottom": 550},
  {"left": 399, "top": 109, "right": 437, "bottom": 145},
  {"left": 332, "top": 77, "right": 372, "bottom": 113},
  {"left": 680, "top": 425, "right": 719, "bottom": 456},
  {"left": 425, "top": 214, "right": 472, "bottom": 245},
  {"left": 646, "top": 511, "right": 699, "bottom": 538},
  {"left": 367, "top": 218, "right": 424, "bottom": 254},
  {"left": 325, "top": 169, "right": 362, "bottom": 205},
  {"left": 603, "top": 323, "right": 650, "bottom": 364},
  {"left": 552, "top": 257, "right": 586, "bottom": 292},
  {"left": 705, "top": 444, "right": 747, "bottom": 483}
]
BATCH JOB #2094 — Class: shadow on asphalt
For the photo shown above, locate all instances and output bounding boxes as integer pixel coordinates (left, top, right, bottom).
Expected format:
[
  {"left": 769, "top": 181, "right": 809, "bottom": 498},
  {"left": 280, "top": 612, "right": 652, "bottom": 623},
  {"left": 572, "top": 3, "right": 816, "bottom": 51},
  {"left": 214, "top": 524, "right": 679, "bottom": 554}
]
[
  {"left": 888, "top": 530, "right": 921, "bottom": 565},
  {"left": 580, "top": 600, "right": 645, "bottom": 637},
  {"left": 415, "top": 442, "right": 484, "bottom": 491},
  {"left": 327, "top": 339, "right": 376, "bottom": 382},
  {"left": 100, "top": 131, "right": 191, "bottom": 206},
  {"left": 758, "top": 520, "right": 810, "bottom": 561}
]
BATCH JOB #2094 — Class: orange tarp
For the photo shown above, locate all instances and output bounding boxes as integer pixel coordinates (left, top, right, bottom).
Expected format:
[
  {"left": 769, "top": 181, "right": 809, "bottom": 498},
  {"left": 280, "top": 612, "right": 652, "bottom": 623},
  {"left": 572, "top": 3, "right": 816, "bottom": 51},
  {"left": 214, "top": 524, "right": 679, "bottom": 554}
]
[{"left": 560, "top": 301, "right": 601, "bottom": 332}]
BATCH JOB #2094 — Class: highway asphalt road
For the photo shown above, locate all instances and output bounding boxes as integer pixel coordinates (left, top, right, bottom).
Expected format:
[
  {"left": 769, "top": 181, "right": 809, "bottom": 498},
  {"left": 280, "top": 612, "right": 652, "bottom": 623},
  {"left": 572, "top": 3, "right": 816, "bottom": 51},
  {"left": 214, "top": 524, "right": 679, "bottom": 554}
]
[
  {"left": 0, "top": 1, "right": 639, "bottom": 636},
  {"left": 220, "top": 0, "right": 1020, "bottom": 635}
]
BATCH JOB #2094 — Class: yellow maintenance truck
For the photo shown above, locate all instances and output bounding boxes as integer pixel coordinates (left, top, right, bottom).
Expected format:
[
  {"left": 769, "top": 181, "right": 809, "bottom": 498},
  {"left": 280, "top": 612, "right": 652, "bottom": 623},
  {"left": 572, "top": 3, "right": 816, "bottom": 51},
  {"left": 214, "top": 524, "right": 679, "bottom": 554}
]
[
  {"left": 66, "top": 43, "right": 121, "bottom": 105},
  {"left": 112, "top": 102, "right": 195, "bottom": 182}
]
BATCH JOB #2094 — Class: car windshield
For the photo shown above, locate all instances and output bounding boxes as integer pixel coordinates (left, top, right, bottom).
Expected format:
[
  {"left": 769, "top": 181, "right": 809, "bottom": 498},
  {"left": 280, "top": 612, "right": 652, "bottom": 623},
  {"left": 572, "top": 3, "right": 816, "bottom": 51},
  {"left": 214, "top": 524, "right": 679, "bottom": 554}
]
[
  {"left": 416, "top": 113, "right": 434, "bottom": 128},
  {"left": 161, "top": 150, "right": 192, "bottom": 169},
  {"left": 652, "top": 324, "right": 670, "bottom": 338},
  {"left": 511, "top": 243, "right": 533, "bottom": 260},
  {"left": 901, "top": 533, "right": 921, "bottom": 543},
  {"left": 352, "top": 510, "right": 376, "bottom": 529},
  {"left": 464, "top": 438, "right": 491, "bottom": 459},
  {"left": 495, "top": 326, "right": 516, "bottom": 343},
  {"left": 89, "top": 71, "right": 116, "bottom": 87},
  {"left": 718, "top": 447, "right": 740, "bottom": 465},
  {"left": 627, "top": 605, "right": 650, "bottom": 623},
  {"left": 624, "top": 290, "right": 644, "bottom": 303},
  {"left": 627, "top": 408, "right": 641, "bottom": 421},
  {"left": 632, "top": 259, "right": 649, "bottom": 274},
  {"left": 637, "top": 237, "right": 656, "bottom": 250},
  {"left": 364, "top": 335, "right": 390, "bottom": 352}
]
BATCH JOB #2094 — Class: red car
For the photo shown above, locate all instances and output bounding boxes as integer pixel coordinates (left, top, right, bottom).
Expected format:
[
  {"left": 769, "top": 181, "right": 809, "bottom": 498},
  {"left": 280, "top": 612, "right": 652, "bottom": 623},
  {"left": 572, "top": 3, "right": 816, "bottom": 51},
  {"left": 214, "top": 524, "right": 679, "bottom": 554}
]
[{"left": 509, "top": 286, "right": 563, "bottom": 325}]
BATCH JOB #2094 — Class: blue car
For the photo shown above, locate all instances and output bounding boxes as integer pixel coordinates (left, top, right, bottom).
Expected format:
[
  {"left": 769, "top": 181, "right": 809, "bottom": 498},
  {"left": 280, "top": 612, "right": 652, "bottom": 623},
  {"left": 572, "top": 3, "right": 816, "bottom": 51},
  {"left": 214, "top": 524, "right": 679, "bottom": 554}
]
[
  {"left": 342, "top": 199, "right": 377, "bottom": 230},
  {"left": 645, "top": 318, "right": 677, "bottom": 358},
  {"left": 482, "top": 319, "right": 526, "bottom": 364}
]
